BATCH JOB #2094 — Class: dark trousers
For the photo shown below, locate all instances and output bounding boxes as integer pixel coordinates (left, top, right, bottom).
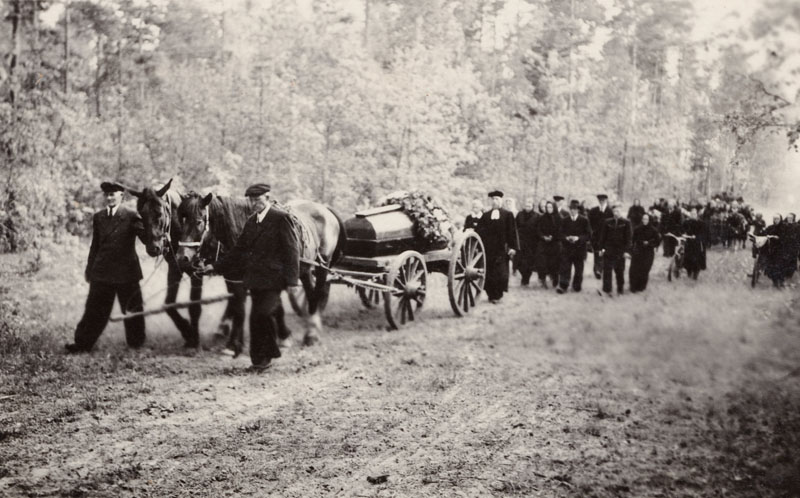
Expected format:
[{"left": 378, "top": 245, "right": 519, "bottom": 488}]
[
  {"left": 602, "top": 253, "right": 626, "bottom": 293},
  {"left": 249, "top": 289, "right": 283, "bottom": 366},
  {"left": 663, "top": 236, "right": 676, "bottom": 257},
  {"left": 520, "top": 268, "right": 533, "bottom": 285},
  {"left": 74, "top": 281, "right": 145, "bottom": 350},
  {"left": 629, "top": 250, "right": 655, "bottom": 292},
  {"left": 559, "top": 250, "right": 585, "bottom": 291},
  {"left": 593, "top": 250, "right": 603, "bottom": 278}
]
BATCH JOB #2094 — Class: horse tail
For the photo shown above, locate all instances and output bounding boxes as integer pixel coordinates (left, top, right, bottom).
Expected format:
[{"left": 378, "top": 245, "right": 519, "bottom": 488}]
[{"left": 328, "top": 206, "right": 348, "bottom": 265}]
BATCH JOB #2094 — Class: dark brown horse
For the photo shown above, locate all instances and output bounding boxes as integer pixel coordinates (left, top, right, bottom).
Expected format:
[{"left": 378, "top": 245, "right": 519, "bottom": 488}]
[
  {"left": 176, "top": 193, "right": 346, "bottom": 345},
  {"left": 174, "top": 192, "right": 255, "bottom": 355},
  {"left": 127, "top": 179, "right": 247, "bottom": 350}
]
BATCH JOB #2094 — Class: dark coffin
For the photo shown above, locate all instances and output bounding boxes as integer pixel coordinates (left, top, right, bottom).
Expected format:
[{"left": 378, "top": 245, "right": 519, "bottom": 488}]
[{"left": 343, "top": 205, "right": 417, "bottom": 257}]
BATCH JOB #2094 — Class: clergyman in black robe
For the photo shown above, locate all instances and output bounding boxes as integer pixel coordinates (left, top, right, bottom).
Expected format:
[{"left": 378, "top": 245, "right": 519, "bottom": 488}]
[{"left": 477, "top": 191, "right": 519, "bottom": 303}]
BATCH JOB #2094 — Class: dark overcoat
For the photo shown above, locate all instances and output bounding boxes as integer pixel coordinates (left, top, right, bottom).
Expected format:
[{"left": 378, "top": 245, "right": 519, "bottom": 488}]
[
  {"left": 516, "top": 210, "right": 539, "bottom": 273},
  {"left": 214, "top": 206, "right": 300, "bottom": 291}
]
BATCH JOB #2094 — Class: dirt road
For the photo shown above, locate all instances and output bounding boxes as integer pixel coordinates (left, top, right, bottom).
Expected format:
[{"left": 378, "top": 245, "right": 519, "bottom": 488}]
[{"left": 1, "top": 246, "right": 799, "bottom": 497}]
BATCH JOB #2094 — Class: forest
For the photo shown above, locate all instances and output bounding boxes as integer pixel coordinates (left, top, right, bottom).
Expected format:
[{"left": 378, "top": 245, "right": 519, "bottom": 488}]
[{"left": 1, "top": 0, "right": 799, "bottom": 252}]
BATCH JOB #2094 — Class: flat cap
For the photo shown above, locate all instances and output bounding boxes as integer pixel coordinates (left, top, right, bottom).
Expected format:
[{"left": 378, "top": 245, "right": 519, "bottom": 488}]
[
  {"left": 569, "top": 199, "right": 581, "bottom": 209},
  {"left": 100, "top": 181, "right": 124, "bottom": 193},
  {"left": 245, "top": 183, "right": 271, "bottom": 197},
  {"left": 488, "top": 190, "right": 504, "bottom": 198},
  {"left": 553, "top": 195, "right": 564, "bottom": 202},
  {"left": 596, "top": 194, "right": 608, "bottom": 201}
]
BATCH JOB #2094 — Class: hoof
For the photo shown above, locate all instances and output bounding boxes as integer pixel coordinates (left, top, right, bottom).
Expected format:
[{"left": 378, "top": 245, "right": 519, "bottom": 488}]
[
  {"left": 183, "top": 340, "right": 199, "bottom": 349},
  {"left": 216, "top": 321, "right": 231, "bottom": 337},
  {"left": 303, "top": 334, "right": 320, "bottom": 347}
]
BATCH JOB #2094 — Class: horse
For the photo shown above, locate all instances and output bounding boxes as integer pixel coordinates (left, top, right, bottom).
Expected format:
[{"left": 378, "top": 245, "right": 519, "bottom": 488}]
[
  {"left": 127, "top": 179, "right": 242, "bottom": 350},
  {"left": 175, "top": 192, "right": 346, "bottom": 346}
]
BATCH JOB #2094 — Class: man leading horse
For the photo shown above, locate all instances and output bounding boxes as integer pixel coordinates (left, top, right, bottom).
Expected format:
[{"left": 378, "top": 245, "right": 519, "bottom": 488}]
[{"left": 196, "top": 183, "right": 301, "bottom": 371}]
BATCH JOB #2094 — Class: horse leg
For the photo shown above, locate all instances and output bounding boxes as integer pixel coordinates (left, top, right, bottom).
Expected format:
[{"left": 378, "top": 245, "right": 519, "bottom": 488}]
[
  {"left": 305, "top": 267, "right": 330, "bottom": 343},
  {"left": 164, "top": 262, "right": 194, "bottom": 345},
  {"left": 211, "top": 285, "right": 236, "bottom": 351},
  {"left": 300, "top": 271, "right": 321, "bottom": 346},
  {"left": 185, "top": 275, "right": 203, "bottom": 349},
  {"left": 225, "top": 281, "right": 247, "bottom": 358}
]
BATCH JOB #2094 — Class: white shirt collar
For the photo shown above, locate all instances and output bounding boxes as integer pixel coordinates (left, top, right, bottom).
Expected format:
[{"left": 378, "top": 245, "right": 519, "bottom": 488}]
[
  {"left": 107, "top": 205, "right": 118, "bottom": 217},
  {"left": 256, "top": 204, "right": 270, "bottom": 223}
]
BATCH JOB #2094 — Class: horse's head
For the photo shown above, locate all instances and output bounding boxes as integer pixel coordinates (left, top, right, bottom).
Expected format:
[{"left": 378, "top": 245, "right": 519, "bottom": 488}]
[
  {"left": 177, "top": 191, "right": 214, "bottom": 272},
  {"left": 128, "top": 179, "right": 174, "bottom": 257}
]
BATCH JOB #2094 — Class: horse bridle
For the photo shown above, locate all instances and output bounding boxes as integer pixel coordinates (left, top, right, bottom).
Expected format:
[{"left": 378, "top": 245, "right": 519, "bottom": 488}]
[
  {"left": 178, "top": 206, "right": 209, "bottom": 250},
  {"left": 177, "top": 206, "right": 222, "bottom": 266}
]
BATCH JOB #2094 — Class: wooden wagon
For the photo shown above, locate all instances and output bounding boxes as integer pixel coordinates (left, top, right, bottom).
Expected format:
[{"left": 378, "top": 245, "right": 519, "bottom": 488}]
[{"left": 290, "top": 204, "right": 487, "bottom": 330}]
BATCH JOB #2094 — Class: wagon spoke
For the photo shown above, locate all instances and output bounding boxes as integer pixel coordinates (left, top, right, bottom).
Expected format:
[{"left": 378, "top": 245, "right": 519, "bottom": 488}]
[
  {"left": 470, "top": 252, "right": 484, "bottom": 268},
  {"left": 453, "top": 272, "right": 466, "bottom": 281},
  {"left": 406, "top": 299, "right": 415, "bottom": 321},
  {"left": 469, "top": 279, "right": 482, "bottom": 296},
  {"left": 397, "top": 298, "right": 406, "bottom": 324},
  {"left": 466, "top": 280, "right": 475, "bottom": 308},
  {"left": 460, "top": 280, "right": 470, "bottom": 311}
]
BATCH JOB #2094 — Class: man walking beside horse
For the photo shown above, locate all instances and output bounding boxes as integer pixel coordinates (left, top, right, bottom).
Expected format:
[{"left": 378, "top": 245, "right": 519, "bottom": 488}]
[
  {"left": 66, "top": 182, "right": 146, "bottom": 353},
  {"left": 199, "top": 183, "right": 301, "bottom": 372}
]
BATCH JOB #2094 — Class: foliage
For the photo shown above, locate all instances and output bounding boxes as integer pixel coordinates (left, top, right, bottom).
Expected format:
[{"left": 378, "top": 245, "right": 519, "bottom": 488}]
[
  {"left": 379, "top": 190, "right": 453, "bottom": 250},
  {"left": 0, "top": 0, "right": 797, "bottom": 252}
]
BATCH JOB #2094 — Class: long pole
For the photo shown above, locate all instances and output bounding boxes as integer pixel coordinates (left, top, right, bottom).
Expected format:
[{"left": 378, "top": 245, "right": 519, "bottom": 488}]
[{"left": 110, "top": 293, "right": 234, "bottom": 322}]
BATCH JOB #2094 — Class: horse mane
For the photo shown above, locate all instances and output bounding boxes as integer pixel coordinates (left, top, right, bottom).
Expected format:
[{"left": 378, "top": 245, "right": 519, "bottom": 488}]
[{"left": 208, "top": 195, "right": 252, "bottom": 250}]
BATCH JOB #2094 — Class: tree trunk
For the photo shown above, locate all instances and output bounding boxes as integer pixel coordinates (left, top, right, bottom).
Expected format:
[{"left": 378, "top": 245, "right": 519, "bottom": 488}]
[
  {"left": 567, "top": 0, "right": 575, "bottom": 112},
  {"left": 363, "top": 0, "right": 369, "bottom": 48},
  {"left": 619, "top": 139, "right": 628, "bottom": 200},
  {"left": 9, "top": 0, "right": 21, "bottom": 105},
  {"left": 95, "top": 35, "right": 104, "bottom": 117},
  {"left": 64, "top": 0, "right": 70, "bottom": 94},
  {"left": 257, "top": 68, "right": 264, "bottom": 163},
  {"left": 116, "top": 39, "right": 124, "bottom": 175}
]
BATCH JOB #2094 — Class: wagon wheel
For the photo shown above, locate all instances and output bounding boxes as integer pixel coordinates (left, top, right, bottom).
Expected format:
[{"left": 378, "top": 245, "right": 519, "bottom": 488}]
[
  {"left": 448, "top": 231, "right": 486, "bottom": 316},
  {"left": 357, "top": 286, "right": 382, "bottom": 308},
  {"left": 383, "top": 251, "right": 427, "bottom": 330}
]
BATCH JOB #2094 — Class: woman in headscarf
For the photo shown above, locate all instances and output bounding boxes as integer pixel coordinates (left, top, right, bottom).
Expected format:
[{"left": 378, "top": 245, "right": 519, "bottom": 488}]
[
  {"left": 629, "top": 213, "right": 661, "bottom": 292},
  {"left": 681, "top": 208, "right": 707, "bottom": 280},
  {"left": 537, "top": 199, "right": 547, "bottom": 214},
  {"left": 535, "top": 201, "right": 561, "bottom": 288}
]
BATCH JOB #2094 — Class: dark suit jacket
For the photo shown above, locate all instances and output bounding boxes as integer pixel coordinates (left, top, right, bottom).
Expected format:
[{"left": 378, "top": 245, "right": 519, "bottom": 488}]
[
  {"left": 477, "top": 208, "right": 519, "bottom": 259},
  {"left": 86, "top": 206, "right": 144, "bottom": 284},
  {"left": 588, "top": 205, "right": 613, "bottom": 247},
  {"left": 214, "top": 206, "right": 300, "bottom": 290},
  {"left": 599, "top": 217, "right": 633, "bottom": 256},
  {"left": 560, "top": 215, "right": 592, "bottom": 257}
]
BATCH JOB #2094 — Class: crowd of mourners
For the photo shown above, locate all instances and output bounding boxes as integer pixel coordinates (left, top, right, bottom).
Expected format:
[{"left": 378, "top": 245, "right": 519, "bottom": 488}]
[{"left": 461, "top": 190, "right": 800, "bottom": 304}]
